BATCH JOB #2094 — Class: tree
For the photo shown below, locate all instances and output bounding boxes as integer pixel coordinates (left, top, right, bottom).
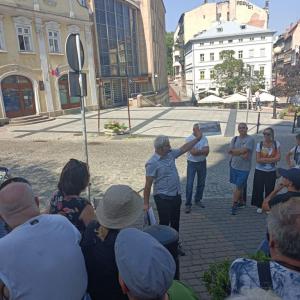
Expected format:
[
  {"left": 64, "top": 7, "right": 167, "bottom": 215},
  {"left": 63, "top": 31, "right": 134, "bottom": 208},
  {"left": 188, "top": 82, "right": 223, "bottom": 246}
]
[
  {"left": 213, "top": 50, "right": 246, "bottom": 95},
  {"left": 275, "top": 63, "right": 300, "bottom": 97},
  {"left": 165, "top": 32, "right": 174, "bottom": 76}
]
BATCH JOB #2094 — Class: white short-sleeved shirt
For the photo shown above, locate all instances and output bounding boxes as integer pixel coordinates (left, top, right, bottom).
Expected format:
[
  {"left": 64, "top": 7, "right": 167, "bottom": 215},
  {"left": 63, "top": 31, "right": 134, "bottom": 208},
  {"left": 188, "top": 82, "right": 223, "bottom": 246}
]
[
  {"left": 186, "top": 134, "right": 209, "bottom": 162},
  {"left": 256, "top": 141, "right": 280, "bottom": 172},
  {"left": 0, "top": 214, "right": 87, "bottom": 300},
  {"left": 289, "top": 145, "right": 300, "bottom": 168}
]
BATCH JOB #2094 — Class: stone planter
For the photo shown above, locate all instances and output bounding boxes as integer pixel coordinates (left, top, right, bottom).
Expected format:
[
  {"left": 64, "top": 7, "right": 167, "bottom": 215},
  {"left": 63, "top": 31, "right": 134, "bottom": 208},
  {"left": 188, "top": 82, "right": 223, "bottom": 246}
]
[{"left": 104, "top": 128, "right": 126, "bottom": 136}]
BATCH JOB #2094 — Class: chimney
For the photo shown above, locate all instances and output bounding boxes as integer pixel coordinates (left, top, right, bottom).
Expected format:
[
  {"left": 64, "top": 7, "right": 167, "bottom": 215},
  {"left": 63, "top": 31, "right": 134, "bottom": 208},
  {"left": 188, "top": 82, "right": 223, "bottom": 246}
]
[{"left": 229, "top": 0, "right": 236, "bottom": 21}]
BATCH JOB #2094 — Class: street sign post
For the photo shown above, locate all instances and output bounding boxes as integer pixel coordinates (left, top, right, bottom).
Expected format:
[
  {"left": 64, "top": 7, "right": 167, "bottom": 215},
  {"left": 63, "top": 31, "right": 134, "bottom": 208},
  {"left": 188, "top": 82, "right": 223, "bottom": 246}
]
[{"left": 66, "top": 33, "right": 90, "bottom": 201}]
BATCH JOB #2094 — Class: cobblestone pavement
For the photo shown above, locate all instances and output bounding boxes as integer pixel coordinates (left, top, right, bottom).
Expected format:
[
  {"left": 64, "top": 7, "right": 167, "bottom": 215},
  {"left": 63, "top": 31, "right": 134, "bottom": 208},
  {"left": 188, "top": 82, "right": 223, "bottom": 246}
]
[{"left": 0, "top": 132, "right": 296, "bottom": 299}]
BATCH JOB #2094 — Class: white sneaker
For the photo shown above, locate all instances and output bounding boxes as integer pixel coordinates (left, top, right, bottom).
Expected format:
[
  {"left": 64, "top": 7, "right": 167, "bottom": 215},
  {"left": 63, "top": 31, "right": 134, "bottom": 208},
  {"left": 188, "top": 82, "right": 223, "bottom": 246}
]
[{"left": 257, "top": 208, "right": 263, "bottom": 214}]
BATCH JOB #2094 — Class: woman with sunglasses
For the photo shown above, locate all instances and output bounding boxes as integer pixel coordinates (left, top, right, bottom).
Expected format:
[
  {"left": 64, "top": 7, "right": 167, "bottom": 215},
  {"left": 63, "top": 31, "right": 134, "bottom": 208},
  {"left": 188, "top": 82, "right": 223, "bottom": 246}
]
[
  {"left": 251, "top": 127, "right": 281, "bottom": 213},
  {"left": 45, "top": 159, "right": 96, "bottom": 233}
]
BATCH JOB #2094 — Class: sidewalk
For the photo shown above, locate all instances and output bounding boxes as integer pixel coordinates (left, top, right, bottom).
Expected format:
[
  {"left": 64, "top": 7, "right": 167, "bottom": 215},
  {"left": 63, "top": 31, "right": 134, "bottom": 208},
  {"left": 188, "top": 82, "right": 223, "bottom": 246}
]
[{"left": 0, "top": 106, "right": 296, "bottom": 142}]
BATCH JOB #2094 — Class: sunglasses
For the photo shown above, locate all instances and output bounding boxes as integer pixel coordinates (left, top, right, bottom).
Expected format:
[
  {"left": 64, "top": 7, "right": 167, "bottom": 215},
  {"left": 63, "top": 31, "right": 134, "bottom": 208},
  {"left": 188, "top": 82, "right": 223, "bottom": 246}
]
[{"left": 0, "top": 177, "right": 31, "bottom": 191}]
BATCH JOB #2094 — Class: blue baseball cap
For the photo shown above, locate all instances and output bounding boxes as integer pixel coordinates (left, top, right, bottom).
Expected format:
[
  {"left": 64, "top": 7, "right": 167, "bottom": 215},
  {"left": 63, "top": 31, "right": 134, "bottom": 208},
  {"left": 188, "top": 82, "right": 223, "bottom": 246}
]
[
  {"left": 115, "top": 228, "right": 175, "bottom": 299},
  {"left": 278, "top": 168, "right": 300, "bottom": 186}
]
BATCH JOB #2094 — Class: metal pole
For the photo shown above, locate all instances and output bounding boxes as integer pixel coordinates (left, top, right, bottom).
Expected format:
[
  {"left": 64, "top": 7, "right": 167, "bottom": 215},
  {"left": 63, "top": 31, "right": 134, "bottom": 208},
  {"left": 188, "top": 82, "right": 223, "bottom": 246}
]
[
  {"left": 272, "top": 54, "right": 278, "bottom": 119},
  {"left": 126, "top": 77, "right": 132, "bottom": 131},
  {"left": 76, "top": 34, "right": 90, "bottom": 201},
  {"left": 292, "top": 111, "right": 297, "bottom": 134},
  {"left": 256, "top": 112, "right": 261, "bottom": 134},
  {"left": 97, "top": 88, "right": 101, "bottom": 135}
]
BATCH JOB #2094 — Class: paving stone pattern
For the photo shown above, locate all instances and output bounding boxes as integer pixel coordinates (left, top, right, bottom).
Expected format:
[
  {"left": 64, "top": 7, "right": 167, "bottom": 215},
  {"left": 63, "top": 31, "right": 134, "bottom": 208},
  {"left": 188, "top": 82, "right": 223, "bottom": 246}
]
[{"left": 0, "top": 132, "right": 296, "bottom": 299}]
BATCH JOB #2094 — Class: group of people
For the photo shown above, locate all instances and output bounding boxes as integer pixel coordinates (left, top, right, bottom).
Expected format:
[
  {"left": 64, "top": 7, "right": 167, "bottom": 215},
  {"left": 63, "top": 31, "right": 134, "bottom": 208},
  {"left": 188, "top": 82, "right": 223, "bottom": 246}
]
[
  {"left": 0, "top": 159, "right": 198, "bottom": 300},
  {"left": 141, "top": 123, "right": 299, "bottom": 298},
  {"left": 229, "top": 124, "right": 300, "bottom": 216},
  {"left": 0, "top": 122, "right": 299, "bottom": 299}
]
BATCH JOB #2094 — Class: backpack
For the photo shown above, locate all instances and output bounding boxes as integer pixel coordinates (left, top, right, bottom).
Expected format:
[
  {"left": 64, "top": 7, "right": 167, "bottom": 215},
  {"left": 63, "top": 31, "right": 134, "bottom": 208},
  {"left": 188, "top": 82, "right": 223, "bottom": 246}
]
[{"left": 257, "top": 261, "right": 273, "bottom": 291}]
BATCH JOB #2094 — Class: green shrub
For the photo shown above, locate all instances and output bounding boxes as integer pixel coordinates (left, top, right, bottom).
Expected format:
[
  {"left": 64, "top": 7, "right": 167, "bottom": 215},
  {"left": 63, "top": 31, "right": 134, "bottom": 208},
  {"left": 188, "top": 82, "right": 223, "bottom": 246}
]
[
  {"left": 202, "top": 252, "right": 270, "bottom": 300},
  {"left": 104, "top": 121, "right": 127, "bottom": 132}
]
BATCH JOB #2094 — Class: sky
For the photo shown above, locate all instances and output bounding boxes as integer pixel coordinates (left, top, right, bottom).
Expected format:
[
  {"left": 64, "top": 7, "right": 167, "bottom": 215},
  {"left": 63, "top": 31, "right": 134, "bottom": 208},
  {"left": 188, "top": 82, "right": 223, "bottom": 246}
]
[{"left": 164, "top": 0, "right": 300, "bottom": 35}]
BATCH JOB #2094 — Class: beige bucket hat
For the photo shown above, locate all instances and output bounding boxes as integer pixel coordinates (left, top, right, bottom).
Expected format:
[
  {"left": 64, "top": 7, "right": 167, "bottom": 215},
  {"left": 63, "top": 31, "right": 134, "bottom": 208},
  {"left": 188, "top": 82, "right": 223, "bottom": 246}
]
[{"left": 96, "top": 184, "right": 143, "bottom": 229}]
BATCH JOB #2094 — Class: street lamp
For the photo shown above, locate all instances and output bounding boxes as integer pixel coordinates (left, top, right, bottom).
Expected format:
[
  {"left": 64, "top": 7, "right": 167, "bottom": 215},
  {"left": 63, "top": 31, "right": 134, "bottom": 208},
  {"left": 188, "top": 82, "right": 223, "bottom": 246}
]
[{"left": 272, "top": 46, "right": 282, "bottom": 119}]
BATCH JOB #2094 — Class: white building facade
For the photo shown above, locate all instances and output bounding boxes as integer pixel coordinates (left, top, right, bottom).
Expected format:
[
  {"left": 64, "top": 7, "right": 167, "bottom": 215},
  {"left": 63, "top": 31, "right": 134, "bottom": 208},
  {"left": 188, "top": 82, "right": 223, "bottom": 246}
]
[{"left": 184, "top": 21, "right": 275, "bottom": 97}]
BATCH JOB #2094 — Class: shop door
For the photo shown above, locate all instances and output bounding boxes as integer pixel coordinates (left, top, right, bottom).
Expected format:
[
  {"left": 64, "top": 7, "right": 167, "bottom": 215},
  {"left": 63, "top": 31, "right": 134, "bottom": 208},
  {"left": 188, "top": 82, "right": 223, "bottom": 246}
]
[
  {"left": 1, "top": 75, "right": 36, "bottom": 118},
  {"left": 58, "top": 75, "right": 80, "bottom": 109}
]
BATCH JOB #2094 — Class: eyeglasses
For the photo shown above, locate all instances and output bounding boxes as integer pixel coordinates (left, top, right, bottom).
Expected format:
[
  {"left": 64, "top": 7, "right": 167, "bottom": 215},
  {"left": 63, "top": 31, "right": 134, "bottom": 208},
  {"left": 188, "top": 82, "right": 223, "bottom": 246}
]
[
  {"left": 263, "top": 132, "right": 271, "bottom": 136},
  {"left": 238, "top": 127, "right": 247, "bottom": 129},
  {"left": 0, "top": 177, "right": 31, "bottom": 191}
]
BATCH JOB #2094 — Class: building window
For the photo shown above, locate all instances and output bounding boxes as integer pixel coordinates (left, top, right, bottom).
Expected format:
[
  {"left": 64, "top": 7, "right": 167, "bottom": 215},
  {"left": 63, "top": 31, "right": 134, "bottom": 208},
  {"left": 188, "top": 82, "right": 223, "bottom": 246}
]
[
  {"left": 210, "top": 41, "right": 214, "bottom": 45},
  {"left": 238, "top": 38, "right": 243, "bottom": 42},
  {"left": 200, "top": 42, "right": 204, "bottom": 46},
  {"left": 16, "top": 25, "right": 33, "bottom": 51},
  {"left": 203, "top": 15, "right": 205, "bottom": 19},
  {"left": 0, "top": 20, "right": 5, "bottom": 50},
  {"left": 260, "top": 66, "right": 265, "bottom": 75},
  {"left": 238, "top": 50, "right": 243, "bottom": 59},
  {"left": 219, "top": 40, "right": 223, "bottom": 44},
  {"left": 261, "top": 36, "right": 266, "bottom": 40},
  {"left": 200, "top": 53, "right": 204, "bottom": 62},
  {"left": 228, "top": 39, "right": 233, "bottom": 43},
  {"left": 210, "top": 70, "right": 214, "bottom": 79},
  {"left": 217, "top": 27, "right": 223, "bottom": 32},
  {"left": 249, "top": 49, "right": 254, "bottom": 58},
  {"left": 260, "top": 48, "right": 265, "bottom": 57},
  {"left": 250, "top": 37, "right": 254, "bottom": 41},
  {"left": 48, "top": 30, "right": 61, "bottom": 53},
  {"left": 210, "top": 53, "right": 214, "bottom": 61},
  {"left": 200, "top": 70, "right": 205, "bottom": 80}
]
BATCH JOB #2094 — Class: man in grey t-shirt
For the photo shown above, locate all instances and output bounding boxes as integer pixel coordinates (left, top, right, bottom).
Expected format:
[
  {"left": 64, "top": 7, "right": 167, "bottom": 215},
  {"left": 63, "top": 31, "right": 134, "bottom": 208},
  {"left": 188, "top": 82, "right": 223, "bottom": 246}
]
[{"left": 228, "top": 123, "right": 255, "bottom": 215}]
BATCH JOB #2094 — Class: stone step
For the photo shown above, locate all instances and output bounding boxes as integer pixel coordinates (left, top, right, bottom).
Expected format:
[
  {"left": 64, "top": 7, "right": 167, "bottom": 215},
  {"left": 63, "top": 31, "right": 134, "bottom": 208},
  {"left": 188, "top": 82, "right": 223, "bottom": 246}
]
[{"left": 9, "top": 115, "right": 55, "bottom": 126}]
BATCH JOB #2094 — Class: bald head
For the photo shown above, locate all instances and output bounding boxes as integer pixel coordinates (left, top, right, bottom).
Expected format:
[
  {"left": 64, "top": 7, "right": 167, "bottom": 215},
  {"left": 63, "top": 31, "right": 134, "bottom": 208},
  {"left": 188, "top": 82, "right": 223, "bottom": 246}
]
[{"left": 0, "top": 182, "right": 39, "bottom": 229}]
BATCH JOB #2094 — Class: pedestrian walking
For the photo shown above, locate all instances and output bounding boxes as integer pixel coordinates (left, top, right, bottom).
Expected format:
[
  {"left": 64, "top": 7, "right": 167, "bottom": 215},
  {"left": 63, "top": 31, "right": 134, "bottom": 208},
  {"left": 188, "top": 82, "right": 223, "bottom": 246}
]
[
  {"left": 185, "top": 124, "right": 209, "bottom": 213},
  {"left": 286, "top": 133, "right": 300, "bottom": 168},
  {"left": 229, "top": 123, "right": 255, "bottom": 215},
  {"left": 255, "top": 90, "right": 261, "bottom": 111},
  {"left": 251, "top": 127, "right": 280, "bottom": 213}
]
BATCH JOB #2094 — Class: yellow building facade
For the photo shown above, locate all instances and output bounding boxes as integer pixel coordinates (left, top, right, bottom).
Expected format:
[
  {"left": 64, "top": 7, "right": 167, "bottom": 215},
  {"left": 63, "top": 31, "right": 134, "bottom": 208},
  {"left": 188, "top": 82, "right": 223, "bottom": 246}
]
[{"left": 0, "top": 0, "right": 97, "bottom": 123}]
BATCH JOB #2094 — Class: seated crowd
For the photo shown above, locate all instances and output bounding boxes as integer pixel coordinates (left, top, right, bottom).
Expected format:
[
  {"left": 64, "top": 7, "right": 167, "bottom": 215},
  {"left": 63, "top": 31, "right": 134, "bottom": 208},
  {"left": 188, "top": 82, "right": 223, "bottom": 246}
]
[{"left": 0, "top": 158, "right": 299, "bottom": 300}]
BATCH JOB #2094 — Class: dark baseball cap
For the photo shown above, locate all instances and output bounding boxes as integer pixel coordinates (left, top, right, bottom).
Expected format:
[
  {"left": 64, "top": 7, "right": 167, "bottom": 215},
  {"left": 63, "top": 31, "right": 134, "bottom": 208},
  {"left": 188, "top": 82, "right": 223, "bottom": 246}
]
[{"left": 278, "top": 168, "right": 300, "bottom": 186}]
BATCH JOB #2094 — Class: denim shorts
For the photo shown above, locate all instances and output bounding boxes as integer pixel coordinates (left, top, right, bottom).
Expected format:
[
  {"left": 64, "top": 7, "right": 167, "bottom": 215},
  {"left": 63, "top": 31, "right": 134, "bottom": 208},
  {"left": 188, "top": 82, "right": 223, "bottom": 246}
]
[{"left": 230, "top": 167, "right": 249, "bottom": 189}]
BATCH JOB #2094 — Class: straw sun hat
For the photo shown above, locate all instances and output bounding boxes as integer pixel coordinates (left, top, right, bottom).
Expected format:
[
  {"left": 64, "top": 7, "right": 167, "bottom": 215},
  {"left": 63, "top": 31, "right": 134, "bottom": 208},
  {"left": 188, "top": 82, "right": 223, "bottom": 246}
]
[{"left": 96, "top": 184, "right": 143, "bottom": 229}]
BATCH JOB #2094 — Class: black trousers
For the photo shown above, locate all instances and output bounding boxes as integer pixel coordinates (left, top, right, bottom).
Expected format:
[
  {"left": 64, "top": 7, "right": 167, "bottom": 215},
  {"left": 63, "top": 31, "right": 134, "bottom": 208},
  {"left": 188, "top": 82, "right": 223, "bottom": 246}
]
[
  {"left": 154, "top": 194, "right": 182, "bottom": 232},
  {"left": 251, "top": 169, "right": 277, "bottom": 208}
]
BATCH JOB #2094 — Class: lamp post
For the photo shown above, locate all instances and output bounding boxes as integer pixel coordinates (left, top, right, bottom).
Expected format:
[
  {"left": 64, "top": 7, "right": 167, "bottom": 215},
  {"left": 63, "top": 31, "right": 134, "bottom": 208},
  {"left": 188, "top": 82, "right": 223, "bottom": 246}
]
[{"left": 272, "top": 46, "right": 282, "bottom": 119}]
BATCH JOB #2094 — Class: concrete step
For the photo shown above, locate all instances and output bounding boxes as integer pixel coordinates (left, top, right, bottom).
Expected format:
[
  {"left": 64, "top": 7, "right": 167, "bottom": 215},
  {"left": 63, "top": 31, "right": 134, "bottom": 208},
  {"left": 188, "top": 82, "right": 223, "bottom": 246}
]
[{"left": 9, "top": 115, "right": 55, "bottom": 126}]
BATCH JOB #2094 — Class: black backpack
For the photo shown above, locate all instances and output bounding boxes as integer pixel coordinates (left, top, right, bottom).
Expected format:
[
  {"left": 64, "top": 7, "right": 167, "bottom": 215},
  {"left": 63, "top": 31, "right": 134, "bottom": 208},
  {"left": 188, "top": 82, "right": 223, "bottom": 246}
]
[{"left": 257, "top": 261, "right": 273, "bottom": 290}]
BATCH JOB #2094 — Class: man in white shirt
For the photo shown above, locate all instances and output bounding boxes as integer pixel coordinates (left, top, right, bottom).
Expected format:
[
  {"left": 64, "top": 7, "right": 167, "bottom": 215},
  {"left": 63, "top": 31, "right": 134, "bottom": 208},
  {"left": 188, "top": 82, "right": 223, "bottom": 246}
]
[
  {"left": 0, "top": 178, "right": 88, "bottom": 300},
  {"left": 185, "top": 124, "right": 209, "bottom": 213}
]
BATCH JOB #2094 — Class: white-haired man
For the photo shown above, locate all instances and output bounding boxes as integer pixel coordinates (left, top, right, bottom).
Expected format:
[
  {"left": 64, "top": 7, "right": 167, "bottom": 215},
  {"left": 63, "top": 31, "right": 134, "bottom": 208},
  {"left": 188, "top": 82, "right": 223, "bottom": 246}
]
[
  {"left": 144, "top": 131, "right": 202, "bottom": 253},
  {"left": 0, "top": 178, "right": 88, "bottom": 300},
  {"left": 230, "top": 197, "right": 300, "bottom": 299}
]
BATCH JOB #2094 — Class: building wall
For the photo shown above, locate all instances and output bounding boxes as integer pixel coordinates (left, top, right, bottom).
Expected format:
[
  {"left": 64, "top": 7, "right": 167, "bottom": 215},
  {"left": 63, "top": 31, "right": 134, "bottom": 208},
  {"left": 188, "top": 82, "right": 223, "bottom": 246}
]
[
  {"left": 183, "top": 0, "right": 268, "bottom": 43},
  {"left": 186, "top": 32, "right": 273, "bottom": 97},
  {"left": 92, "top": 0, "right": 168, "bottom": 108},
  {"left": 0, "top": 0, "right": 97, "bottom": 120}
]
